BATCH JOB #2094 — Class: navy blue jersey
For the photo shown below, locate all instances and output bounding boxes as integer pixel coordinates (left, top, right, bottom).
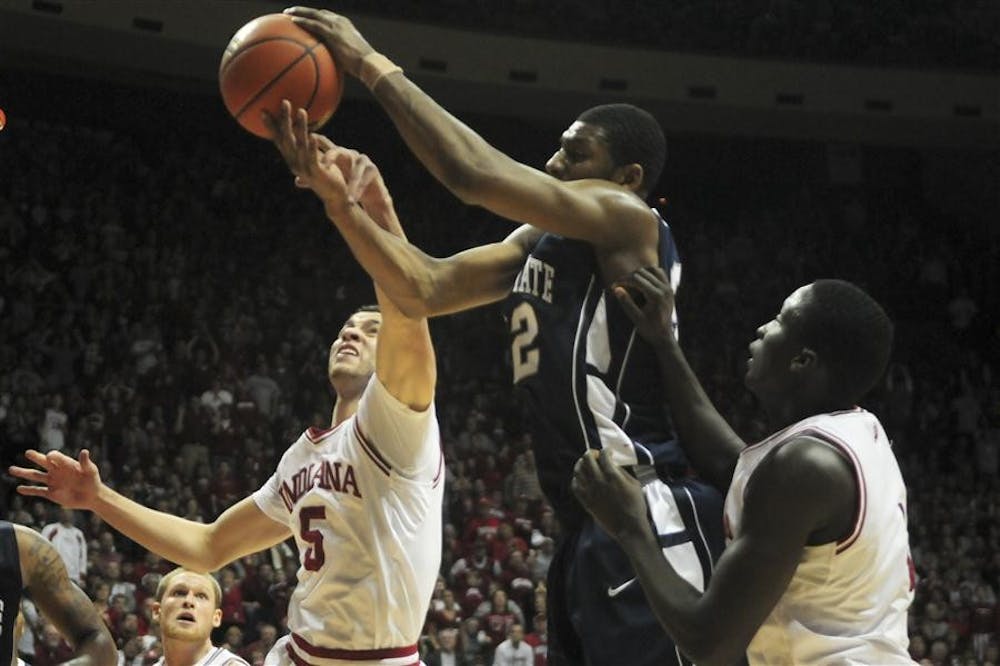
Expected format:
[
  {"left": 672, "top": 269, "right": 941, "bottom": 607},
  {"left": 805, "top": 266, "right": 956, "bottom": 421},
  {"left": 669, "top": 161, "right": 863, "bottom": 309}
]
[
  {"left": 1, "top": 521, "right": 23, "bottom": 666},
  {"left": 503, "top": 211, "right": 688, "bottom": 528}
]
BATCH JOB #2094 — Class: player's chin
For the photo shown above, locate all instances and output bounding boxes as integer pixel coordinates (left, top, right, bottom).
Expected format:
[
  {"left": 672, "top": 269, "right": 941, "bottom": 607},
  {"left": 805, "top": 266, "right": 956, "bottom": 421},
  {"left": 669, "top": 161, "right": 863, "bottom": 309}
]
[{"left": 163, "top": 622, "right": 202, "bottom": 638}]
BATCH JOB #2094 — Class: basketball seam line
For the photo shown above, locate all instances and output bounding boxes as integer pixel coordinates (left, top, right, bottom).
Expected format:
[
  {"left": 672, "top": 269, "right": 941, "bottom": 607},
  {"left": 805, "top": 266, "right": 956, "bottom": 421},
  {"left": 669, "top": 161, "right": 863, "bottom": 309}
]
[
  {"left": 221, "top": 36, "right": 315, "bottom": 75},
  {"left": 232, "top": 41, "right": 323, "bottom": 121}
]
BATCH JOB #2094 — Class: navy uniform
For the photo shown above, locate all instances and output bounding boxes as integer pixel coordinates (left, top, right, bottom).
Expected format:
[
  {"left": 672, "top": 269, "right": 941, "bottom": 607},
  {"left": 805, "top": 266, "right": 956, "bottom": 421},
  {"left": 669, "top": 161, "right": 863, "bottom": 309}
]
[
  {"left": 502, "top": 213, "right": 725, "bottom": 666},
  {"left": 1, "top": 522, "right": 24, "bottom": 666}
]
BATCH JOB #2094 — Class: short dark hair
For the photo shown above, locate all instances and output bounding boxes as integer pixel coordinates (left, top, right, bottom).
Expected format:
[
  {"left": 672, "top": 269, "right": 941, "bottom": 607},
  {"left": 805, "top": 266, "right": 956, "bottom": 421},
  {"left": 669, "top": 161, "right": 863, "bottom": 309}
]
[
  {"left": 577, "top": 103, "right": 666, "bottom": 196},
  {"left": 792, "top": 280, "right": 893, "bottom": 403},
  {"left": 354, "top": 304, "right": 380, "bottom": 314}
]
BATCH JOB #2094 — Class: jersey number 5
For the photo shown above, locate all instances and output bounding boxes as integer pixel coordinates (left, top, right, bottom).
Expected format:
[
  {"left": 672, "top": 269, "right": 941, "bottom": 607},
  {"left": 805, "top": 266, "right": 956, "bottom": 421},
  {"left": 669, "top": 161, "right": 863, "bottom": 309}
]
[
  {"left": 510, "top": 302, "right": 540, "bottom": 383},
  {"left": 299, "top": 506, "right": 326, "bottom": 571}
]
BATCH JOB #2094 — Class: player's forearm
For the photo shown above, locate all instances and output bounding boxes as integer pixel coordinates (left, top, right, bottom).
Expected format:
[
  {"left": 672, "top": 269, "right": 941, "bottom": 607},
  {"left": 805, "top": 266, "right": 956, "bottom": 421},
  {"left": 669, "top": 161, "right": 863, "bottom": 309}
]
[
  {"left": 653, "top": 337, "right": 744, "bottom": 492},
  {"left": 92, "top": 484, "right": 218, "bottom": 571},
  {"left": 325, "top": 200, "right": 443, "bottom": 317},
  {"left": 370, "top": 72, "right": 509, "bottom": 206}
]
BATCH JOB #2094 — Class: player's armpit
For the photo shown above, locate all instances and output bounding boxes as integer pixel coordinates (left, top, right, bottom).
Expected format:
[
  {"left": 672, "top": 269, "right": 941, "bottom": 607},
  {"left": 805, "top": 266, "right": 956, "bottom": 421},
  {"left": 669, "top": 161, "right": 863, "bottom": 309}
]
[{"left": 16, "top": 526, "right": 117, "bottom": 666}]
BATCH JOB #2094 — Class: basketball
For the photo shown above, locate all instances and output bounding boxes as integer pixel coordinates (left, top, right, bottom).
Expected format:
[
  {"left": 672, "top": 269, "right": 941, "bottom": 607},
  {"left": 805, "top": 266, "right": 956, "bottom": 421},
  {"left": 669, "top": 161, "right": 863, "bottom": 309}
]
[{"left": 219, "top": 14, "right": 343, "bottom": 139}]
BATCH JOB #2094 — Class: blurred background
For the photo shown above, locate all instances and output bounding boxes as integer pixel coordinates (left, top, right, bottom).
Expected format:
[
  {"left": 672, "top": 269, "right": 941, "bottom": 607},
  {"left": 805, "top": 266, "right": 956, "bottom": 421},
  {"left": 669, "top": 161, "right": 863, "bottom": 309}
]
[{"left": 0, "top": 1, "right": 998, "bottom": 664}]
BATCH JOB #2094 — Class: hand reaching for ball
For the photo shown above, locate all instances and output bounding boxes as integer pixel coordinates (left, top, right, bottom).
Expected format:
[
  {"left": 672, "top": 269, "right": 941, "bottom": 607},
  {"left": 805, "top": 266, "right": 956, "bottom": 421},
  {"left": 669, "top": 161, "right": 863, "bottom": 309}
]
[{"left": 264, "top": 100, "right": 391, "bottom": 222}]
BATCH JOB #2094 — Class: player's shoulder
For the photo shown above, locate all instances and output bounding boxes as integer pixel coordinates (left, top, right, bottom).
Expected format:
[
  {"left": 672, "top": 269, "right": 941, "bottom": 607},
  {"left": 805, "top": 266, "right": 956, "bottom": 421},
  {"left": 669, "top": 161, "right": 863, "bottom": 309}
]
[{"left": 12, "top": 523, "right": 43, "bottom": 547}]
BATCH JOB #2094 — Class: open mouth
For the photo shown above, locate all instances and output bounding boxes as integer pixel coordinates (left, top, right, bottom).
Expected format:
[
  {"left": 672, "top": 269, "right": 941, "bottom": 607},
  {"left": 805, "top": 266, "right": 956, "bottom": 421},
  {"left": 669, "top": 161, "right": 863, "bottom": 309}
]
[
  {"left": 176, "top": 612, "right": 196, "bottom": 623},
  {"left": 336, "top": 345, "right": 359, "bottom": 358}
]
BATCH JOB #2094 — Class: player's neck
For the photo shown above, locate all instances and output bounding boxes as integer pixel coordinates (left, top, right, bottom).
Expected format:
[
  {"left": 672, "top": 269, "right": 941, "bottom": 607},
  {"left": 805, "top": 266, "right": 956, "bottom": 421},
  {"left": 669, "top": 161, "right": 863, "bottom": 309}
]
[
  {"left": 330, "top": 395, "right": 360, "bottom": 427},
  {"left": 161, "top": 638, "right": 215, "bottom": 666}
]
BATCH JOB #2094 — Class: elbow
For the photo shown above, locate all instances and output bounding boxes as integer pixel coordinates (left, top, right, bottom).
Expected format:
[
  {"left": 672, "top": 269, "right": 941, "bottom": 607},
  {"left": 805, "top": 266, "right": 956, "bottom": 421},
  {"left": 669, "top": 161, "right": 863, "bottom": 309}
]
[
  {"left": 80, "top": 628, "right": 118, "bottom": 666},
  {"left": 97, "top": 637, "right": 118, "bottom": 666}
]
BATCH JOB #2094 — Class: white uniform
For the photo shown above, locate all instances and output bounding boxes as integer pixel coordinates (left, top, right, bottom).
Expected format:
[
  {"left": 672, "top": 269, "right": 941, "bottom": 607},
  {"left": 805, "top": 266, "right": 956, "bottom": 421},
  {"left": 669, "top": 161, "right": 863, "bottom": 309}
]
[
  {"left": 724, "top": 408, "right": 913, "bottom": 665},
  {"left": 254, "top": 376, "right": 443, "bottom": 666},
  {"left": 153, "top": 646, "right": 249, "bottom": 666},
  {"left": 40, "top": 521, "right": 87, "bottom": 584}
]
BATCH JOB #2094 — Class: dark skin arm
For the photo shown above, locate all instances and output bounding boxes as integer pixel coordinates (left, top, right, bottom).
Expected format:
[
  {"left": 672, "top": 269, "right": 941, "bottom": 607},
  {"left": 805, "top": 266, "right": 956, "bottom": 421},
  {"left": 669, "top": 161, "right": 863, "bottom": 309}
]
[
  {"left": 613, "top": 266, "right": 745, "bottom": 491},
  {"left": 283, "top": 7, "right": 658, "bottom": 259},
  {"left": 572, "top": 440, "right": 857, "bottom": 665},
  {"left": 264, "top": 103, "right": 540, "bottom": 320},
  {"left": 15, "top": 525, "right": 117, "bottom": 666}
]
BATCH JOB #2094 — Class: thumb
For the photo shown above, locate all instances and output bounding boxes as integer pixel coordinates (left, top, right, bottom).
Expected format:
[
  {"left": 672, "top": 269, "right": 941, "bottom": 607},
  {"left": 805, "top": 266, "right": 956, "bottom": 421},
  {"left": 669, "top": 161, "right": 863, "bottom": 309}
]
[{"left": 613, "top": 285, "right": 644, "bottom": 322}]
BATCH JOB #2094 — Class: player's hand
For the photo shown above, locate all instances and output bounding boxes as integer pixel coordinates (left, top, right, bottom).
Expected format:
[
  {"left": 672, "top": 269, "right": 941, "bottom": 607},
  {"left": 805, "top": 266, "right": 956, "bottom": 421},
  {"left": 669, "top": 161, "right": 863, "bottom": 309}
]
[
  {"left": 9, "top": 449, "right": 103, "bottom": 510},
  {"left": 265, "top": 100, "right": 349, "bottom": 207},
  {"left": 571, "top": 449, "right": 649, "bottom": 542},
  {"left": 325, "top": 143, "right": 395, "bottom": 222},
  {"left": 283, "top": 7, "right": 374, "bottom": 78},
  {"left": 612, "top": 266, "right": 677, "bottom": 346}
]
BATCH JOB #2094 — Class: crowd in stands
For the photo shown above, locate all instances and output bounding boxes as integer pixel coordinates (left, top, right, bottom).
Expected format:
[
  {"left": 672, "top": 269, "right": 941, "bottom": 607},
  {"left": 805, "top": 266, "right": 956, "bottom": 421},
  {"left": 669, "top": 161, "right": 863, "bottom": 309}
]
[
  {"left": 277, "top": 0, "right": 1000, "bottom": 71},
  {"left": 1, "top": 72, "right": 998, "bottom": 665}
]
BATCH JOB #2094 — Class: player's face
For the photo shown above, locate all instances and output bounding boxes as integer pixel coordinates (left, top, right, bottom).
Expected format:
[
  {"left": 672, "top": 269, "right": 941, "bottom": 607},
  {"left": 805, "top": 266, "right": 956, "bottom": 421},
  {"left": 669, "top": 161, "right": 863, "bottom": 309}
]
[
  {"left": 545, "top": 121, "right": 619, "bottom": 182},
  {"left": 328, "top": 310, "right": 381, "bottom": 382},
  {"left": 745, "top": 285, "right": 813, "bottom": 400},
  {"left": 153, "top": 572, "right": 221, "bottom": 641}
]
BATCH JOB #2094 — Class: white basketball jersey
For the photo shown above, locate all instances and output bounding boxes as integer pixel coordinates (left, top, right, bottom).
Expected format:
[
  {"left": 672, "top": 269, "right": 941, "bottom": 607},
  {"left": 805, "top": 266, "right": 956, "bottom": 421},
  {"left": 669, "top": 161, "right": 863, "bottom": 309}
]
[
  {"left": 153, "top": 646, "right": 249, "bottom": 666},
  {"left": 254, "top": 376, "right": 443, "bottom": 666},
  {"left": 724, "top": 408, "right": 914, "bottom": 665}
]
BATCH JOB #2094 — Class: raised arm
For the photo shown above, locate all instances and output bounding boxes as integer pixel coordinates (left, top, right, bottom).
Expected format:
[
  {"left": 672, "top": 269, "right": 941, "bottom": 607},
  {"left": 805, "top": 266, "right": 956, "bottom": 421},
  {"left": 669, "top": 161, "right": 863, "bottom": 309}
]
[
  {"left": 572, "top": 440, "right": 856, "bottom": 665},
  {"left": 613, "top": 266, "right": 745, "bottom": 491},
  {"left": 10, "top": 450, "right": 291, "bottom": 572},
  {"left": 15, "top": 525, "right": 117, "bottom": 666},
  {"left": 266, "top": 104, "right": 537, "bottom": 321},
  {"left": 283, "top": 8, "right": 655, "bottom": 249}
]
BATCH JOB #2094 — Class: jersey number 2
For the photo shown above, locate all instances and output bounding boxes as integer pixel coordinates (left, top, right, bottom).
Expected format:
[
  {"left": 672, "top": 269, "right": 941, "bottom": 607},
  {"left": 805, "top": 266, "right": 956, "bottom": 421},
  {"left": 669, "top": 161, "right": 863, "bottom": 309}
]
[
  {"left": 510, "top": 302, "right": 540, "bottom": 383},
  {"left": 299, "top": 506, "right": 326, "bottom": 571}
]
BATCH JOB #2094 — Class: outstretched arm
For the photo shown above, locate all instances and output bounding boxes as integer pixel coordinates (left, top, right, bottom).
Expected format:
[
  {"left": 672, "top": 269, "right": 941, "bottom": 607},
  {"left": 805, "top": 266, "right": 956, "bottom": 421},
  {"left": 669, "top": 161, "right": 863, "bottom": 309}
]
[
  {"left": 283, "top": 8, "right": 657, "bottom": 252},
  {"left": 15, "top": 525, "right": 117, "bottom": 666},
  {"left": 613, "top": 266, "right": 745, "bottom": 491},
  {"left": 266, "top": 104, "right": 536, "bottom": 321},
  {"left": 572, "top": 440, "right": 857, "bottom": 665},
  {"left": 10, "top": 450, "right": 291, "bottom": 572}
]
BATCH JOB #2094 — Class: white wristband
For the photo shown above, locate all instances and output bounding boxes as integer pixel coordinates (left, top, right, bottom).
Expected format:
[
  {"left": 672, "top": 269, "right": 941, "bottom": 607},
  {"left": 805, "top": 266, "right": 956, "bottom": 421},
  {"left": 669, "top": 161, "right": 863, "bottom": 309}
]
[{"left": 360, "top": 52, "right": 402, "bottom": 91}]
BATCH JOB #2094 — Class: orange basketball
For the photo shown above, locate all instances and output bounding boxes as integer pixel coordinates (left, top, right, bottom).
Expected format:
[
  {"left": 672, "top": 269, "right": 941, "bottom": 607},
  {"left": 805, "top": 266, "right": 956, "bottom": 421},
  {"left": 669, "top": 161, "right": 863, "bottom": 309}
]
[{"left": 219, "top": 14, "right": 343, "bottom": 139}]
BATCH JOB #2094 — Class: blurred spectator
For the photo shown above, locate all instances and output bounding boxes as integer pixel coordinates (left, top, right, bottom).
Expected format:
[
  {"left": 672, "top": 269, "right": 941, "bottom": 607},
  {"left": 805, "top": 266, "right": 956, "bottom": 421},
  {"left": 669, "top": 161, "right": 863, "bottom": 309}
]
[
  {"left": 424, "top": 627, "right": 466, "bottom": 666},
  {"left": 107, "top": 561, "right": 137, "bottom": 614},
  {"left": 491, "top": 623, "right": 533, "bottom": 666},
  {"left": 40, "top": 507, "right": 87, "bottom": 584}
]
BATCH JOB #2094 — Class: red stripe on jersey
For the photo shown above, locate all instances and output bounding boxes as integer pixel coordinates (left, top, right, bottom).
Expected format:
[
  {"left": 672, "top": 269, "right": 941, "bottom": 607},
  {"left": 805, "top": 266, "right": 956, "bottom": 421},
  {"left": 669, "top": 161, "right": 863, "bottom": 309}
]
[
  {"left": 306, "top": 425, "right": 340, "bottom": 444},
  {"left": 354, "top": 421, "right": 392, "bottom": 476},
  {"left": 290, "top": 633, "right": 418, "bottom": 661},
  {"left": 796, "top": 427, "right": 868, "bottom": 554},
  {"left": 743, "top": 408, "right": 864, "bottom": 454}
]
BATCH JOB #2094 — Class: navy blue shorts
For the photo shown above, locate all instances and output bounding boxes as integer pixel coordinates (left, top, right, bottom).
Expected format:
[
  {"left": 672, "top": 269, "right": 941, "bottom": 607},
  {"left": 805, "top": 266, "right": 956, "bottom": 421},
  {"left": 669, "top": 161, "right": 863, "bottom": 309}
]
[{"left": 546, "top": 476, "right": 725, "bottom": 666}]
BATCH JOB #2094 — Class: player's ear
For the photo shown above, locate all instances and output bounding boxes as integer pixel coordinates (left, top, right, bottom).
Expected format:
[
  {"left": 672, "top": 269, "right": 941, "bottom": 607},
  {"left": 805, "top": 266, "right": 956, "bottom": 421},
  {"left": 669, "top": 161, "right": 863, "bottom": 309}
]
[
  {"left": 616, "top": 163, "right": 644, "bottom": 192},
  {"left": 791, "top": 347, "right": 817, "bottom": 372},
  {"left": 212, "top": 608, "right": 223, "bottom": 628},
  {"left": 151, "top": 602, "right": 162, "bottom": 623}
]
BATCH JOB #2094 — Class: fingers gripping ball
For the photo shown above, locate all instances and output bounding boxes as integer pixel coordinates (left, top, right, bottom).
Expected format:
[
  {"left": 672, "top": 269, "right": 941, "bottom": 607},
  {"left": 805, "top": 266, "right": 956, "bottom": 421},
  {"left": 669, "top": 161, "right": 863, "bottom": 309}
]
[{"left": 219, "top": 14, "right": 343, "bottom": 138}]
